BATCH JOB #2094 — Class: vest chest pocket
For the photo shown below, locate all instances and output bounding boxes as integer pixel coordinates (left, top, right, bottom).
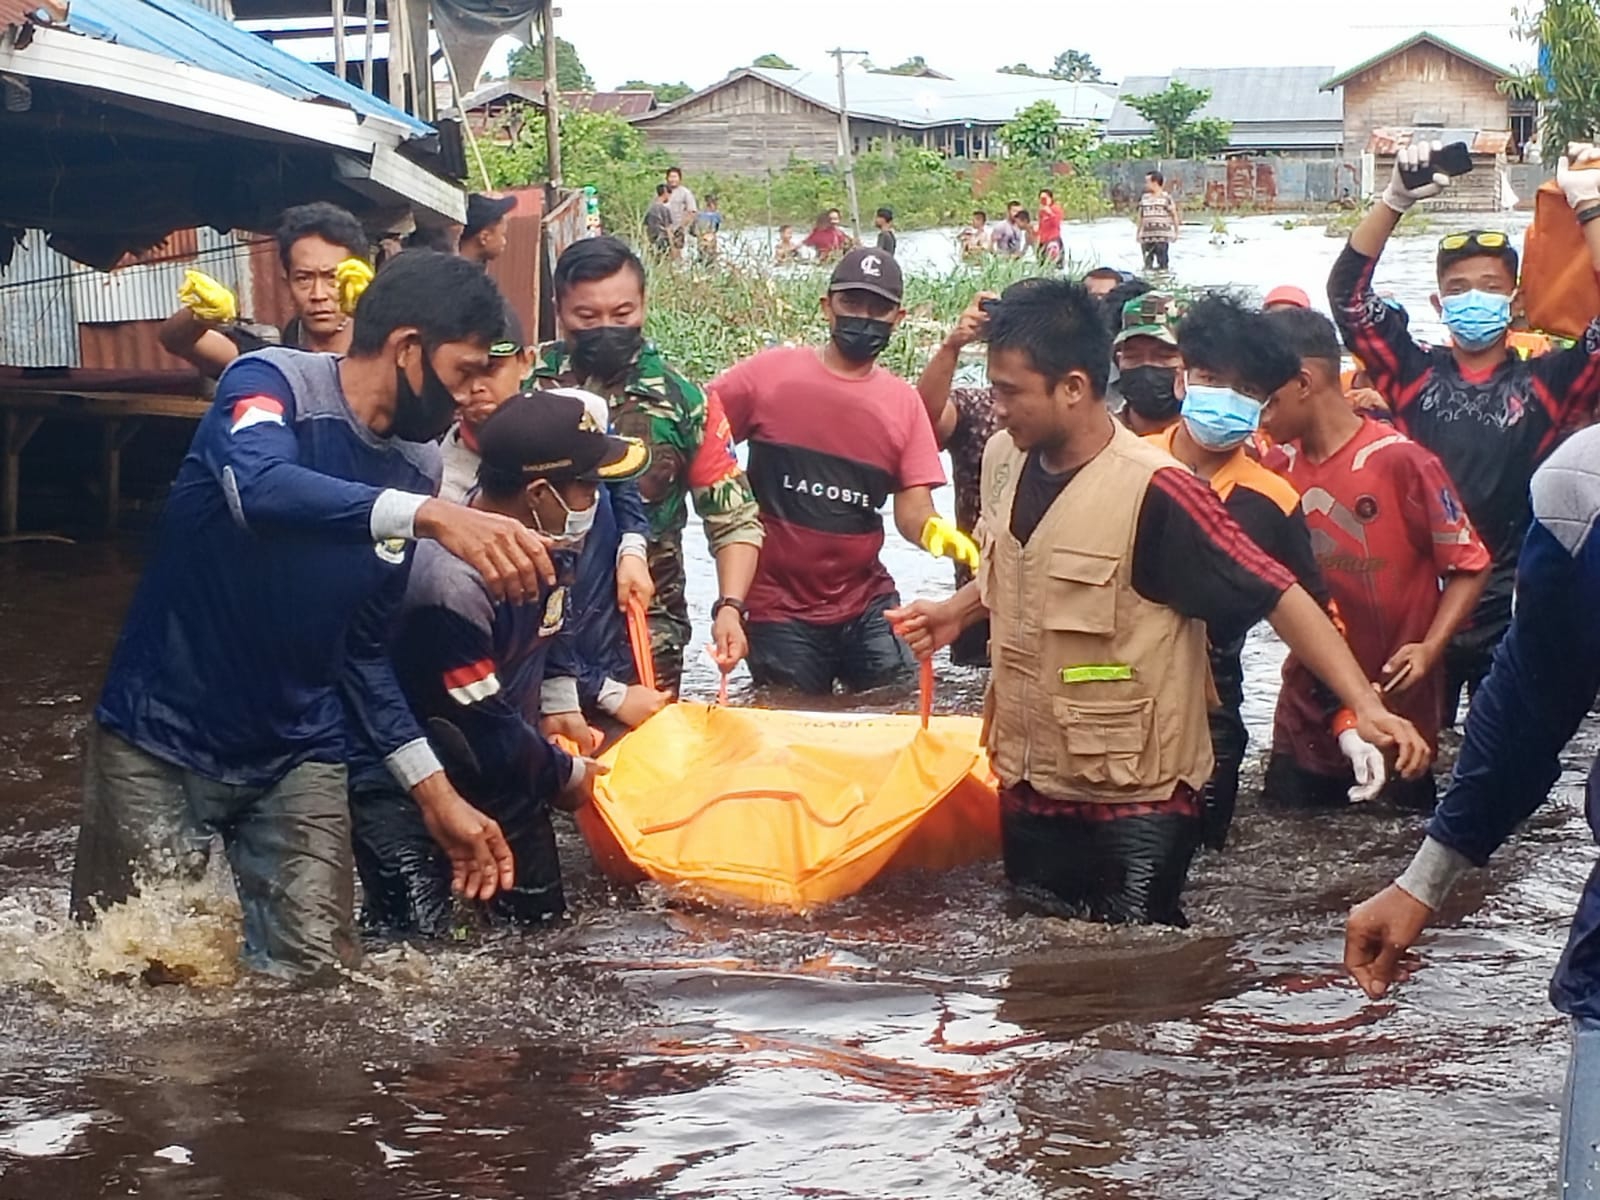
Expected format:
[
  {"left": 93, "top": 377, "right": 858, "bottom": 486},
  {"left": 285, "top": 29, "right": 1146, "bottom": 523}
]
[
  {"left": 1052, "top": 697, "right": 1154, "bottom": 787},
  {"left": 1042, "top": 548, "right": 1119, "bottom": 635}
]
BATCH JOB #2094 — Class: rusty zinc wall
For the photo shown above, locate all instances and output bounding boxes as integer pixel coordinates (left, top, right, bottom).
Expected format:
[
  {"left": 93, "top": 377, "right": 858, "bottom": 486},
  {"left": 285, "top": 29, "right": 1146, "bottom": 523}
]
[{"left": 1093, "top": 157, "right": 1364, "bottom": 210}]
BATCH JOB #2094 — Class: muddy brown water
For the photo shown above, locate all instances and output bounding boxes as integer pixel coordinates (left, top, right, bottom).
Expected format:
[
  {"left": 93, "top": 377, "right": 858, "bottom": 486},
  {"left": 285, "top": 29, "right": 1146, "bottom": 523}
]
[{"left": 1, "top": 213, "right": 1592, "bottom": 1199}]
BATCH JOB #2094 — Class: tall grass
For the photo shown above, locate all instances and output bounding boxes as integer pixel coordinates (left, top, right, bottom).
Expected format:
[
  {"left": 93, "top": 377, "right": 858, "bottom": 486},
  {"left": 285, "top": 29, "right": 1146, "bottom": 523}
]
[{"left": 643, "top": 249, "right": 1070, "bottom": 381}]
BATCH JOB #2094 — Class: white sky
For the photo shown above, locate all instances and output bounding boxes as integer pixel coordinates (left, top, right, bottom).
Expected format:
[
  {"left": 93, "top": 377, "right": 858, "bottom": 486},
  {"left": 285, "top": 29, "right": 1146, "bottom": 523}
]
[{"left": 517, "top": 0, "right": 1530, "bottom": 90}]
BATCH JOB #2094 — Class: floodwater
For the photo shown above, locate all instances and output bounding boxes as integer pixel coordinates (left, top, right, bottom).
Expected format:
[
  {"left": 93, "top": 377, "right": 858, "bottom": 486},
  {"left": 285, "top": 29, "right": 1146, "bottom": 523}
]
[{"left": 0, "top": 212, "right": 1590, "bottom": 1199}]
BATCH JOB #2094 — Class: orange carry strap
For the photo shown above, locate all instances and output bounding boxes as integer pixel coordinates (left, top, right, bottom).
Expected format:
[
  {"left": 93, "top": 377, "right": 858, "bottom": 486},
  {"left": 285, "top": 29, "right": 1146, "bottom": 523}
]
[
  {"left": 919, "top": 658, "right": 934, "bottom": 729},
  {"left": 625, "top": 596, "right": 656, "bottom": 692}
]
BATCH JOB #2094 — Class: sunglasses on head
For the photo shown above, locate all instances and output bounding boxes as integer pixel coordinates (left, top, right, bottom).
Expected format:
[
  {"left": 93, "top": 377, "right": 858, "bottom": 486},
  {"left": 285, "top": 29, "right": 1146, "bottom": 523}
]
[{"left": 1438, "top": 231, "right": 1510, "bottom": 253}]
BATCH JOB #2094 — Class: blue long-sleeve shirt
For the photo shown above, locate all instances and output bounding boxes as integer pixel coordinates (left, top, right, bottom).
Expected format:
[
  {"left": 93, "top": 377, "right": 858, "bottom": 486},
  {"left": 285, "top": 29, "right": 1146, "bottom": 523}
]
[
  {"left": 548, "top": 487, "right": 636, "bottom": 711},
  {"left": 1413, "top": 423, "right": 1600, "bottom": 1019},
  {"left": 97, "top": 349, "right": 439, "bottom": 787}
]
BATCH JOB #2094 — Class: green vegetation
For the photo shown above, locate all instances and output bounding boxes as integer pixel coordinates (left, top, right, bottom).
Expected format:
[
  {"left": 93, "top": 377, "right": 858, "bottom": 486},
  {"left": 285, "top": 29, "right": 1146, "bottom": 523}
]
[
  {"left": 1122, "top": 81, "right": 1232, "bottom": 158},
  {"left": 751, "top": 53, "right": 796, "bottom": 70},
  {"left": 1503, "top": 0, "right": 1600, "bottom": 161},
  {"left": 506, "top": 37, "right": 592, "bottom": 89},
  {"left": 997, "top": 50, "right": 1103, "bottom": 82},
  {"left": 878, "top": 55, "right": 941, "bottom": 76},
  {"left": 619, "top": 79, "right": 693, "bottom": 103},
  {"left": 644, "top": 252, "right": 1064, "bottom": 382},
  {"left": 475, "top": 112, "right": 1108, "bottom": 235}
]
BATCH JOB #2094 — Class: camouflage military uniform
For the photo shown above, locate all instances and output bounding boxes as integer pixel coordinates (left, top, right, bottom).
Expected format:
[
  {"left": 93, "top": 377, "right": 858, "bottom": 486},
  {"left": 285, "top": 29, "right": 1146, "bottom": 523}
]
[{"left": 534, "top": 340, "right": 762, "bottom": 690}]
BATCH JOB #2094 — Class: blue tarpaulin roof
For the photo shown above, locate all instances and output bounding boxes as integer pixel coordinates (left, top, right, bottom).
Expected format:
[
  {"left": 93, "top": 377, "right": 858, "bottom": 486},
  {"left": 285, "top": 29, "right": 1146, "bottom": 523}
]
[{"left": 61, "top": 0, "right": 435, "bottom": 139}]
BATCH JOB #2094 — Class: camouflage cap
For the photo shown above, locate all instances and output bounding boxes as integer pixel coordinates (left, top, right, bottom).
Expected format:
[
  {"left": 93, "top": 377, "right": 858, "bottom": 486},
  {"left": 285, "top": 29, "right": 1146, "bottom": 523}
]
[{"left": 1114, "top": 291, "right": 1183, "bottom": 347}]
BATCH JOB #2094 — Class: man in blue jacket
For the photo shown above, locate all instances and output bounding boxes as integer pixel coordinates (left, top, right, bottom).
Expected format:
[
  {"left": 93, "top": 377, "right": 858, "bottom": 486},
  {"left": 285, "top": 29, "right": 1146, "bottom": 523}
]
[
  {"left": 352, "top": 390, "right": 649, "bottom": 933},
  {"left": 71, "top": 251, "right": 554, "bottom": 981},
  {"left": 1344, "top": 421, "right": 1600, "bottom": 1191}
]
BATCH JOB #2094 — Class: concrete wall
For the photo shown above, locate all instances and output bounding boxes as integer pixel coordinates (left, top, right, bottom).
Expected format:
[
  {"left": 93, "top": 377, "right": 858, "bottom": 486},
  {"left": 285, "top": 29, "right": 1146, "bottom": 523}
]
[{"left": 1339, "top": 42, "right": 1509, "bottom": 160}]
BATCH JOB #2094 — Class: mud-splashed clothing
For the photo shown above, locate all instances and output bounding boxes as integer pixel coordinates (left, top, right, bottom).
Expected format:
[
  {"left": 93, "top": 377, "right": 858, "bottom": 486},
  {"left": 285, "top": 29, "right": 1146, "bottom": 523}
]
[
  {"left": 535, "top": 340, "right": 762, "bottom": 689},
  {"left": 1328, "top": 242, "right": 1600, "bottom": 689}
]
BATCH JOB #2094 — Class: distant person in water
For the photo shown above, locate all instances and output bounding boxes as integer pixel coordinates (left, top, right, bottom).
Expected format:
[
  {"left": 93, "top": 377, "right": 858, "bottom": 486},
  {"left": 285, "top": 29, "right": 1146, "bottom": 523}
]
[
  {"left": 1137, "top": 171, "right": 1179, "bottom": 272},
  {"left": 803, "top": 209, "right": 853, "bottom": 260},
  {"left": 959, "top": 210, "right": 992, "bottom": 257},
  {"left": 874, "top": 207, "right": 898, "bottom": 256}
]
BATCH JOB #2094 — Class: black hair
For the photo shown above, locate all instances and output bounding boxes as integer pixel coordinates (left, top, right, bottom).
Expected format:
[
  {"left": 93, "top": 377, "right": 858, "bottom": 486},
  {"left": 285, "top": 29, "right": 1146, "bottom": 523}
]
[
  {"left": 1177, "top": 292, "right": 1301, "bottom": 396},
  {"left": 1263, "top": 306, "right": 1343, "bottom": 376},
  {"left": 348, "top": 250, "right": 506, "bottom": 356},
  {"left": 1040, "top": 187, "right": 1055, "bottom": 201},
  {"left": 973, "top": 209, "right": 987, "bottom": 221},
  {"left": 986, "top": 278, "right": 1110, "bottom": 396},
  {"left": 1099, "top": 276, "right": 1153, "bottom": 327},
  {"left": 552, "top": 235, "right": 646, "bottom": 301},
  {"left": 1147, "top": 170, "right": 1165, "bottom": 185},
  {"left": 877, "top": 206, "right": 894, "bottom": 222},
  {"left": 655, "top": 182, "right": 670, "bottom": 197},
  {"left": 1016, "top": 210, "right": 1033, "bottom": 222},
  {"left": 1436, "top": 230, "right": 1519, "bottom": 283},
  {"left": 705, "top": 193, "right": 718, "bottom": 204},
  {"left": 404, "top": 225, "right": 457, "bottom": 254},
  {"left": 275, "top": 202, "right": 367, "bottom": 269},
  {"left": 476, "top": 461, "right": 528, "bottom": 501},
  {"left": 1006, "top": 199, "right": 1022, "bottom": 208},
  {"left": 666, "top": 165, "right": 683, "bottom": 177}
]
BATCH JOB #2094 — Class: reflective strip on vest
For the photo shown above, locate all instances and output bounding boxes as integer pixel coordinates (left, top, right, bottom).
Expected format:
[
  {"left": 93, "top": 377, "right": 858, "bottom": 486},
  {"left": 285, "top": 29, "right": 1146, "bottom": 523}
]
[{"left": 1060, "top": 664, "right": 1135, "bottom": 685}]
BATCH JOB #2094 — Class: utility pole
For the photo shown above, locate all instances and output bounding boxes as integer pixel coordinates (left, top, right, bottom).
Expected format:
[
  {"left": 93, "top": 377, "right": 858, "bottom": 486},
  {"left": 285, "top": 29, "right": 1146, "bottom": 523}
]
[
  {"left": 539, "top": 0, "right": 562, "bottom": 186},
  {"left": 829, "top": 48, "right": 865, "bottom": 244}
]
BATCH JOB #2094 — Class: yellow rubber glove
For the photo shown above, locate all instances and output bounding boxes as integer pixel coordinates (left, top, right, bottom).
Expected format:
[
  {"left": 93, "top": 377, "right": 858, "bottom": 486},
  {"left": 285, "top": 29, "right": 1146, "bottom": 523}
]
[
  {"left": 177, "top": 269, "right": 237, "bottom": 324},
  {"left": 335, "top": 258, "right": 375, "bottom": 315},
  {"left": 920, "top": 515, "right": 979, "bottom": 571}
]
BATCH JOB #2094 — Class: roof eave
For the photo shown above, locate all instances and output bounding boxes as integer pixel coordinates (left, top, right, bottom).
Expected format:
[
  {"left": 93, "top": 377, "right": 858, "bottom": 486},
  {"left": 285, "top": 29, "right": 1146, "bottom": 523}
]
[{"left": 1323, "top": 30, "right": 1513, "bottom": 90}]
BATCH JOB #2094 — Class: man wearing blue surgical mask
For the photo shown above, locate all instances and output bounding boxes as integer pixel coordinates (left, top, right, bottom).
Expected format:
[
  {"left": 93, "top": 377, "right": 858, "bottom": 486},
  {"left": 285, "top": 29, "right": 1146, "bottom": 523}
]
[
  {"left": 1329, "top": 141, "right": 1600, "bottom": 724},
  {"left": 1146, "top": 295, "right": 1343, "bottom": 849}
]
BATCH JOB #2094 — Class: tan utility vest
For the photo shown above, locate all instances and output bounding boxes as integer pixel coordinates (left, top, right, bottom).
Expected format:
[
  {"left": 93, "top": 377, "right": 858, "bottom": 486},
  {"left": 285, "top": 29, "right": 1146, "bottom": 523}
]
[{"left": 977, "top": 420, "right": 1215, "bottom": 804}]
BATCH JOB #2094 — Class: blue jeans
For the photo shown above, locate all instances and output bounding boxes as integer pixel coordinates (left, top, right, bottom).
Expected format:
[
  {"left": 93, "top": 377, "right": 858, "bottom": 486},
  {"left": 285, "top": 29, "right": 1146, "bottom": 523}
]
[{"left": 1564, "top": 1018, "right": 1600, "bottom": 1192}]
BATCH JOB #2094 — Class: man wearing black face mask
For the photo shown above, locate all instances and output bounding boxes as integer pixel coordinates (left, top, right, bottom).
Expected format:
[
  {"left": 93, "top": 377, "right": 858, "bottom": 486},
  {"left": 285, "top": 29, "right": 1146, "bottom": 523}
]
[
  {"left": 1111, "top": 291, "right": 1185, "bottom": 436},
  {"left": 713, "top": 248, "right": 974, "bottom": 694},
  {"left": 74, "top": 251, "right": 558, "bottom": 981},
  {"left": 534, "top": 237, "right": 763, "bottom": 693}
]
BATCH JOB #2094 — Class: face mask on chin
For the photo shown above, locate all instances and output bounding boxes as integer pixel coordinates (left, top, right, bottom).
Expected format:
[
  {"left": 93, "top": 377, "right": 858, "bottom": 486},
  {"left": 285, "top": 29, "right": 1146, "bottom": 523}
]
[
  {"left": 569, "top": 325, "right": 644, "bottom": 381},
  {"left": 831, "top": 315, "right": 894, "bottom": 363},
  {"left": 531, "top": 482, "right": 596, "bottom": 547},
  {"left": 391, "top": 350, "right": 458, "bottom": 443}
]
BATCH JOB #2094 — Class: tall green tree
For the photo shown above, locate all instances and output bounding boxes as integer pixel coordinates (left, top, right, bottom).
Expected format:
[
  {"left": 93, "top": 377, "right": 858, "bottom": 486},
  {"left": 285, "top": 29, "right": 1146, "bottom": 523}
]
[
  {"left": 507, "top": 37, "right": 594, "bottom": 89},
  {"left": 998, "top": 62, "right": 1047, "bottom": 78},
  {"left": 620, "top": 79, "right": 694, "bottom": 103},
  {"left": 752, "top": 52, "right": 796, "bottom": 69},
  {"left": 1504, "top": 0, "right": 1600, "bottom": 160},
  {"left": 881, "top": 55, "right": 939, "bottom": 76},
  {"left": 1125, "top": 81, "right": 1224, "bottom": 157},
  {"left": 999, "top": 99, "right": 1064, "bottom": 160},
  {"left": 1050, "top": 50, "right": 1102, "bottom": 82}
]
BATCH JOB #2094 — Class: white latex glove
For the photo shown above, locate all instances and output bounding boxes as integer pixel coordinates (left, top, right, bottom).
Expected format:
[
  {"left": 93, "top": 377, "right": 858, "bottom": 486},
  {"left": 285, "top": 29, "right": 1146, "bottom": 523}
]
[
  {"left": 1381, "top": 141, "right": 1450, "bottom": 214},
  {"left": 1558, "top": 143, "right": 1600, "bottom": 211},
  {"left": 1338, "top": 728, "right": 1387, "bottom": 803}
]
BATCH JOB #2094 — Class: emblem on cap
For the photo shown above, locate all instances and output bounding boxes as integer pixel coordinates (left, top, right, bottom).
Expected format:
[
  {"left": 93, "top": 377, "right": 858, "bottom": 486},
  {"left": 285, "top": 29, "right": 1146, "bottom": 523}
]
[{"left": 861, "top": 255, "right": 882, "bottom": 277}]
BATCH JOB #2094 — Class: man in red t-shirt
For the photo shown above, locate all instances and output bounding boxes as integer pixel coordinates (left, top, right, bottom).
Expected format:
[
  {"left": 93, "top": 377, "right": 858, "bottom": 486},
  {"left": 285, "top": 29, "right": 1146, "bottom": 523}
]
[
  {"left": 1036, "top": 188, "right": 1065, "bottom": 265},
  {"left": 1262, "top": 308, "right": 1490, "bottom": 808},
  {"left": 712, "top": 248, "right": 976, "bottom": 693}
]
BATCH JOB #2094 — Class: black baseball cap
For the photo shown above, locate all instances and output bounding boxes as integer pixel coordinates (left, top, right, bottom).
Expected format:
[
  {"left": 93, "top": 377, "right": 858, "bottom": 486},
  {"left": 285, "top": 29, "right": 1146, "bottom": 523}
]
[
  {"left": 490, "top": 300, "right": 525, "bottom": 358},
  {"left": 477, "top": 389, "right": 650, "bottom": 483},
  {"left": 464, "top": 193, "right": 517, "bottom": 238},
  {"left": 829, "top": 247, "right": 904, "bottom": 304}
]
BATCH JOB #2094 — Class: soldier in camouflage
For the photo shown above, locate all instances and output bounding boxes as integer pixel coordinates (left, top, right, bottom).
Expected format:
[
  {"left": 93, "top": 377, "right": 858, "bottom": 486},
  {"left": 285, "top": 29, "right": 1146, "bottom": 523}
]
[{"left": 536, "top": 237, "right": 763, "bottom": 692}]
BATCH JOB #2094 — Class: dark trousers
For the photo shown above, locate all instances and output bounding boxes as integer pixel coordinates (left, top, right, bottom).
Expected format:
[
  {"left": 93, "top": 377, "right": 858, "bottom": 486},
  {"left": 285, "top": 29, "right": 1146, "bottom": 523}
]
[
  {"left": 1000, "top": 787, "right": 1203, "bottom": 927},
  {"left": 1261, "top": 753, "right": 1438, "bottom": 812},
  {"left": 70, "top": 723, "right": 359, "bottom": 981},
  {"left": 746, "top": 592, "right": 915, "bottom": 695},
  {"left": 1142, "top": 240, "right": 1171, "bottom": 271},
  {"left": 1202, "top": 705, "right": 1248, "bottom": 851},
  {"left": 350, "top": 777, "right": 564, "bottom": 938}
]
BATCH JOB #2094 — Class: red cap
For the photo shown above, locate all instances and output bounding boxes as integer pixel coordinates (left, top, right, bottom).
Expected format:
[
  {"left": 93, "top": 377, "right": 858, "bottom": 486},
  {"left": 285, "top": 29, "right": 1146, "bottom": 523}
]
[{"left": 1264, "top": 285, "right": 1312, "bottom": 310}]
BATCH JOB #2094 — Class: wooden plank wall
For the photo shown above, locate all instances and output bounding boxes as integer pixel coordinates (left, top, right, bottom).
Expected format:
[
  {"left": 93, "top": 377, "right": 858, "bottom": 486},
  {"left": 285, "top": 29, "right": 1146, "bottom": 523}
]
[{"left": 1341, "top": 43, "right": 1509, "bottom": 159}]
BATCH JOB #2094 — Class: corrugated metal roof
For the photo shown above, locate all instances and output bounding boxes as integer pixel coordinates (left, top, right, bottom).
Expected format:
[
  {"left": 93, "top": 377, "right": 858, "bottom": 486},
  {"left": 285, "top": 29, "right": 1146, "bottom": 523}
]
[
  {"left": 644, "top": 66, "right": 1117, "bottom": 128},
  {"left": 60, "top": 0, "right": 433, "bottom": 138},
  {"left": 452, "top": 81, "right": 657, "bottom": 117},
  {"left": 1109, "top": 66, "right": 1342, "bottom": 137}
]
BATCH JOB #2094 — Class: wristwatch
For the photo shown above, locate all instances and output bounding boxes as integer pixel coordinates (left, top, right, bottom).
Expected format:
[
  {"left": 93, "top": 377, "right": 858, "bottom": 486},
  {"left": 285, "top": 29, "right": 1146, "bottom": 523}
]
[{"left": 711, "top": 597, "right": 749, "bottom": 626}]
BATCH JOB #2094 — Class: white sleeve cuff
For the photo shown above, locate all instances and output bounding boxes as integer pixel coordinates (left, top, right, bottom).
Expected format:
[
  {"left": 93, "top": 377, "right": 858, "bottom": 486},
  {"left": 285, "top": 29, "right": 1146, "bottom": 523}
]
[
  {"left": 540, "top": 675, "right": 581, "bottom": 715},
  {"left": 597, "top": 678, "right": 629, "bottom": 715},
  {"left": 564, "top": 754, "right": 587, "bottom": 791},
  {"left": 617, "top": 533, "right": 648, "bottom": 562},
  {"left": 1395, "top": 836, "right": 1474, "bottom": 911},
  {"left": 387, "top": 736, "right": 444, "bottom": 790},
  {"left": 371, "top": 489, "right": 429, "bottom": 541}
]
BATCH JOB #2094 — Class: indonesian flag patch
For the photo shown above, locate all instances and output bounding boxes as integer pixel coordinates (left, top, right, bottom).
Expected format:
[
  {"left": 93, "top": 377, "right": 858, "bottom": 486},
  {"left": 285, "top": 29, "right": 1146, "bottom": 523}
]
[
  {"left": 230, "top": 395, "right": 286, "bottom": 435},
  {"left": 443, "top": 659, "right": 501, "bottom": 705}
]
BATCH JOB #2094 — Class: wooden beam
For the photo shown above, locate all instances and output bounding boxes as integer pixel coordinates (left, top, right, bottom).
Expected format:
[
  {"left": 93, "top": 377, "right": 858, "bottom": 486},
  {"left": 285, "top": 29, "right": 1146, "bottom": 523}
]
[
  {"left": 2, "top": 412, "right": 44, "bottom": 538},
  {"left": 0, "top": 391, "right": 211, "bottom": 421}
]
